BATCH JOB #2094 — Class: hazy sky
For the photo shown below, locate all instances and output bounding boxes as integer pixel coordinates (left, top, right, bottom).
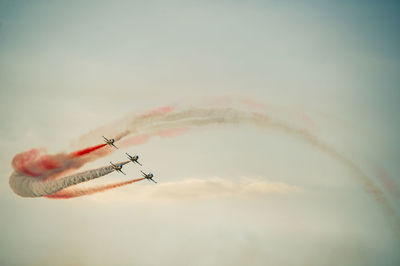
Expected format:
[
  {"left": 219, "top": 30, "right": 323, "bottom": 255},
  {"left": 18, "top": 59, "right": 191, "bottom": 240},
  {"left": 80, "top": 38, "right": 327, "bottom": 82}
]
[{"left": 1, "top": 1, "right": 399, "bottom": 265}]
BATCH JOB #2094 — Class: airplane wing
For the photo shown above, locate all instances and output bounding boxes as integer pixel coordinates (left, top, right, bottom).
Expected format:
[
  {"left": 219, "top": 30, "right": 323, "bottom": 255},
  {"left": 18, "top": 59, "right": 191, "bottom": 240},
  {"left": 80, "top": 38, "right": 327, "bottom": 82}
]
[
  {"left": 102, "top": 136, "right": 108, "bottom": 141},
  {"left": 125, "top": 153, "right": 131, "bottom": 158},
  {"left": 150, "top": 178, "right": 157, "bottom": 184},
  {"left": 140, "top": 170, "right": 146, "bottom": 175},
  {"left": 118, "top": 169, "right": 126, "bottom": 175},
  {"left": 137, "top": 161, "right": 142, "bottom": 166},
  {"left": 111, "top": 143, "right": 118, "bottom": 149},
  {"left": 110, "top": 162, "right": 116, "bottom": 167}
]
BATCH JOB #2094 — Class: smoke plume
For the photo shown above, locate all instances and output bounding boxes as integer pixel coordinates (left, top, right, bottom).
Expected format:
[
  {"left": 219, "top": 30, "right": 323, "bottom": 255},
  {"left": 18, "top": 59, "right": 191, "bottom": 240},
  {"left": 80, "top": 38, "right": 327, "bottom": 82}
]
[
  {"left": 45, "top": 178, "right": 145, "bottom": 199},
  {"left": 8, "top": 103, "right": 400, "bottom": 235},
  {"left": 9, "top": 161, "right": 130, "bottom": 197}
]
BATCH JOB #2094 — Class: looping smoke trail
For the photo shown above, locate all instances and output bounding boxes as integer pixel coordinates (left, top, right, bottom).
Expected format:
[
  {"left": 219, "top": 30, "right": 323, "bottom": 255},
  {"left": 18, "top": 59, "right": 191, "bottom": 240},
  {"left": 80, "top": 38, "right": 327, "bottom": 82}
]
[
  {"left": 9, "top": 161, "right": 130, "bottom": 197},
  {"left": 45, "top": 178, "right": 145, "bottom": 199},
  {"left": 12, "top": 143, "right": 107, "bottom": 178},
  {"left": 8, "top": 104, "right": 400, "bottom": 236}
]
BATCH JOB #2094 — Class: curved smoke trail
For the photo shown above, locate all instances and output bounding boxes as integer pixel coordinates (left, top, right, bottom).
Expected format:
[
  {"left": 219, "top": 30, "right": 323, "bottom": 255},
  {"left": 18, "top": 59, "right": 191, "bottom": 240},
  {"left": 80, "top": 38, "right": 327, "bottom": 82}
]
[
  {"left": 9, "top": 161, "right": 130, "bottom": 197},
  {"left": 11, "top": 143, "right": 107, "bottom": 179},
  {"left": 8, "top": 104, "right": 400, "bottom": 234}
]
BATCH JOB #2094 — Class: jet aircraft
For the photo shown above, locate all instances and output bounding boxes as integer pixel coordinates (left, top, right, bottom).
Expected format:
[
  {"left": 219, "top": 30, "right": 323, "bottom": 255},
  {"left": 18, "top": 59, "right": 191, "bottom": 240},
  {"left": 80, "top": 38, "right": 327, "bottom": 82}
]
[
  {"left": 141, "top": 170, "right": 157, "bottom": 183},
  {"left": 126, "top": 153, "right": 142, "bottom": 166},
  {"left": 102, "top": 136, "right": 118, "bottom": 149},
  {"left": 110, "top": 161, "right": 126, "bottom": 175}
]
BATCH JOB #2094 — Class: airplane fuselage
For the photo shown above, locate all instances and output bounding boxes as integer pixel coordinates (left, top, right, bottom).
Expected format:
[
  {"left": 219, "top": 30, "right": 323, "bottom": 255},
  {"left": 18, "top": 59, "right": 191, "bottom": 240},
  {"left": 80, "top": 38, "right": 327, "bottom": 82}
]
[
  {"left": 113, "top": 165, "right": 122, "bottom": 170},
  {"left": 140, "top": 171, "right": 156, "bottom": 182},
  {"left": 126, "top": 153, "right": 141, "bottom": 165},
  {"left": 103, "top": 136, "right": 118, "bottom": 149}
]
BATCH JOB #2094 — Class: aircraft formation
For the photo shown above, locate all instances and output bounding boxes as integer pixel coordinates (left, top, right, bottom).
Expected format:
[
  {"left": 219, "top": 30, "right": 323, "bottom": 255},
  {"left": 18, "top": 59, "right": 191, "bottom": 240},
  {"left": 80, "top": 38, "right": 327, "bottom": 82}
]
[{"left": 103, "top": 136, "right": 157, "bottom": 184}]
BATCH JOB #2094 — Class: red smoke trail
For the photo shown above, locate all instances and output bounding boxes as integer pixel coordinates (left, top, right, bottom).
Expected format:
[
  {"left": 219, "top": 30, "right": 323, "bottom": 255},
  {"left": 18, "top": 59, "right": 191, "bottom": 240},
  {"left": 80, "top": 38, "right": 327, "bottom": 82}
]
[
  {"left": 12, "top": 144, "right": 107, "bottom": 177},
  {"left": 11, "top": 125, "right": 187, "bottom": 179},
  {"left": 45, "top": 178, "right": 145, "bottom": 199},
  {"left": 12, "top": 148, "right": 63, "bottom": 177},
  {"left": 70, "top": 143, "right": 107, "bottom": 157}
]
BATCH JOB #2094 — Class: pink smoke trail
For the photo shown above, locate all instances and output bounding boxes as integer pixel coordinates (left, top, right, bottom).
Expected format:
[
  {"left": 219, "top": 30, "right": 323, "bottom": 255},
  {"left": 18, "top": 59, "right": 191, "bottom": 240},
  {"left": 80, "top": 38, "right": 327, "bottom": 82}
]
[
  {"left": 118, "top": 127, "right": 189, "bottom": 148},
  {"left": 11, "top": 143, "right": 109, "bottom": 181},
  {"left": 376, "top": 167, "right": 400, "bottom": 199}
]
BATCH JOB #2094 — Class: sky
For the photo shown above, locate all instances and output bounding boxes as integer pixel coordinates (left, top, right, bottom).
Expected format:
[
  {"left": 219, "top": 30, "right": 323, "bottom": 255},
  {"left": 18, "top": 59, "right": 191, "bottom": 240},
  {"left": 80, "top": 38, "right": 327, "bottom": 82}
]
[{"left": 0, "top": 0, "right": 400, "bottom": 265}]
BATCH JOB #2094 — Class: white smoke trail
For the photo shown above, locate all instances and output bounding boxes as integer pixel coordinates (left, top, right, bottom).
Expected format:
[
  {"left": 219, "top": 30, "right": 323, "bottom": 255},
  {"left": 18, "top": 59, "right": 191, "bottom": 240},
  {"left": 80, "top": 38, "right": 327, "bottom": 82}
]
[{"left": 9, "top": 161, "right": 130, "bottom": 197}]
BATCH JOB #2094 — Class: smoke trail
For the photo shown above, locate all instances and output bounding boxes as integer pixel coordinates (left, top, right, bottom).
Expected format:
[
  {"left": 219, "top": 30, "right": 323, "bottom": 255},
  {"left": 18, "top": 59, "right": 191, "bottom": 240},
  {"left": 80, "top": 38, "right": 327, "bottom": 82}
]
[
  {"left": 8, "top": 104, "right": 400, "bottom": 235},
  {"left": 9, "top": 107, "right": 391, "bottom": 205},
  {"left": 9, "top": 107, "right": 394, "bottom": 205},
  {"left": 12, "top": 143, "right": 108, "bottom": 178},
  {"left": 70, "top": 143, "right": 107, "bottom": 157},
  {"left": 45, "top": 178, "right": 145, "bottom": 199},
  {"left": 9, "top": 161, "right": 130, "bottom": 197},
  {"left": 375, "top": 166, "right": 400, "bottom": 199},
  {"left": 77, "top": 107, "right": 400, "bottom": 231}
]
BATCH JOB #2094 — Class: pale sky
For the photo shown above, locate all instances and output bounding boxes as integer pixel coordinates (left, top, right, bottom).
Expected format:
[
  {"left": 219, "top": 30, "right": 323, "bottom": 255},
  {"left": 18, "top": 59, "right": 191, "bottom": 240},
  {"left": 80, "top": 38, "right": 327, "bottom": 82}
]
[{"left": 0, "top": 1, "right": 399, "bottom": 265}]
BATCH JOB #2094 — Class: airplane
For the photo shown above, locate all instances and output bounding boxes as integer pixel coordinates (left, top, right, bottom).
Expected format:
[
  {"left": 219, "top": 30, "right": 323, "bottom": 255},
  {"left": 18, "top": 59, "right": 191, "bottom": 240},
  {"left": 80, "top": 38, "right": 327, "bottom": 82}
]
[
  {"left": 141, "top": 170, "right": 157, "bottom": 183},
  {"left": 102, "top": 136, "right": 118, "bottom": 149},
  {"left": 110, "top": 161, "right": 126, "bottom": 175},
  {"left": 126, "top": 153, "right": 142, "bottom": 166}
]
